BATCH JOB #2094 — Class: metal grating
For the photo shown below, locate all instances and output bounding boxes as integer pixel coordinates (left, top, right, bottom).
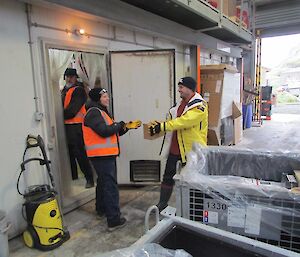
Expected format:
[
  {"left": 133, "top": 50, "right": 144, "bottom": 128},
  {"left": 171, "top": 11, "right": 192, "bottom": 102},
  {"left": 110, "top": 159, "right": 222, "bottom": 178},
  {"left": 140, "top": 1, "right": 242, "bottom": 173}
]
[
  {"left": 188, "top": 188, "right": 300, "bottom": 253},
  {"left": 130, "top": 160, "right": 160, "bottom": 182}
]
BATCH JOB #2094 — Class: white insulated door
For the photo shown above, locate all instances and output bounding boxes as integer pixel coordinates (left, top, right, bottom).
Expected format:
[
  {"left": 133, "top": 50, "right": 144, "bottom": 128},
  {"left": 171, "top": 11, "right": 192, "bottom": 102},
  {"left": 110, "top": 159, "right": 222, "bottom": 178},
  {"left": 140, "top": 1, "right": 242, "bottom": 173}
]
[{"left": 110, "top": 50, "right": 175, "bottom": 184}]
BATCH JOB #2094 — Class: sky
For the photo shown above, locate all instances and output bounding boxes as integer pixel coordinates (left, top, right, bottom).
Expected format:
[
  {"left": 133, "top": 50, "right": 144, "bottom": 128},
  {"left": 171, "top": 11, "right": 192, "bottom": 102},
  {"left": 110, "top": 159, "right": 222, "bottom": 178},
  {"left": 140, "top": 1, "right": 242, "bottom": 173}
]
[{"left": 261, "top": 33, "right": 300, "bottom": 69}]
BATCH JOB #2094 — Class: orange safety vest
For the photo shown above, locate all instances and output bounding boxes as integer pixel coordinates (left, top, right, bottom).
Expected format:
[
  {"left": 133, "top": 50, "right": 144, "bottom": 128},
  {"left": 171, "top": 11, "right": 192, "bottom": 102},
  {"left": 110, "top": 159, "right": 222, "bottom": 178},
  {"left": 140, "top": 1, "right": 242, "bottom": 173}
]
[
  {"left": 64, "top": 86, "right": 86, "bottom": 124},
  {"left": 82, "top": 107, "right": 119, "bottom": 157}
]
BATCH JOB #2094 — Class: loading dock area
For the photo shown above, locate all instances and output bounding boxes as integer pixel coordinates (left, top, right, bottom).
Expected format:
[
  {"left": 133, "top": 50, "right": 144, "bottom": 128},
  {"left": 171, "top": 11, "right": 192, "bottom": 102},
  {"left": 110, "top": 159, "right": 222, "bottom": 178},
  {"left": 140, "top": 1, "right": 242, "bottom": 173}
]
[{"left": 1, "top": 0, "right": 300, "bottom": 256}]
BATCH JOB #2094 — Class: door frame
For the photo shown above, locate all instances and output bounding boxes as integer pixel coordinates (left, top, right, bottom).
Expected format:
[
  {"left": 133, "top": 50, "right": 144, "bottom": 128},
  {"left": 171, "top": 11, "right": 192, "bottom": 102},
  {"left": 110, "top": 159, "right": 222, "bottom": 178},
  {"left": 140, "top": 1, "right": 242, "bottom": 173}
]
[{"left": 39, "top": 38, "right": 109, "bottom": 213}]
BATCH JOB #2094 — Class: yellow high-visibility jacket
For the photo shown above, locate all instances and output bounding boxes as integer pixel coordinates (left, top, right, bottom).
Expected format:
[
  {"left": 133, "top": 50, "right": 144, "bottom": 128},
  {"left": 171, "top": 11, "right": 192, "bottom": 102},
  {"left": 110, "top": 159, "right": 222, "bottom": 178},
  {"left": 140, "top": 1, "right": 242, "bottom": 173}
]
[{"left": 160, "top": 93, "right": 208, "bottom": 163}]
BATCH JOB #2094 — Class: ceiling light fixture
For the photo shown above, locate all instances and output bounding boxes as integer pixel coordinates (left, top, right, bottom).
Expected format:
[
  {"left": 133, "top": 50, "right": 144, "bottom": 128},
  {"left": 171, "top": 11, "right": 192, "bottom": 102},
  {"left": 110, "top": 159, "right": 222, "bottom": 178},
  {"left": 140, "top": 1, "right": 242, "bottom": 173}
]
[{"left": 74, "top": 28, "right": 87, "bottom": 36}]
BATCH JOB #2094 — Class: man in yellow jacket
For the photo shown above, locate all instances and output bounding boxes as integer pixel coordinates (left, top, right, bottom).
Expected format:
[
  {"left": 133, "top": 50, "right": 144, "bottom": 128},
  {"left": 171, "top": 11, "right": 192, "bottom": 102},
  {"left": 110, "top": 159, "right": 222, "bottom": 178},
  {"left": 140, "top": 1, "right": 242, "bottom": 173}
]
[{"left": 149, "top": 77, "right": 208, "bottom": 211}]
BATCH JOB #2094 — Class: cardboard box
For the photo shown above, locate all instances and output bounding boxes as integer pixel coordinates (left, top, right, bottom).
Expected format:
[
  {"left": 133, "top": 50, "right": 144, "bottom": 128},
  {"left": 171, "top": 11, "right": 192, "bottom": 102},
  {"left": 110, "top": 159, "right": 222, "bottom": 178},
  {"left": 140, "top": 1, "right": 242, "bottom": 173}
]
[
  {"left": 214, "top": 0, "right": 237, "bottom": 17},
  {"left": 201, "top": 64, "right": 238, "bottom": 73},
  {"left": 202, "top": 80, "right": 223, "bottom": 94},
  {"left": 202, "top": 78, "right": 223, "bottom": 128},
  {"left": 202, "top": 65, "right": 240, "bottom": 145},
  {"left": 229, "top": 16, "right": 248, "bottom": 29},
  {"left": 232, "top": 101, "right": 242, "bottom": 119},
  {"left": 201, "top": 64, "right": 240, "bottom": 127},
  {"left": 233, "top": 116, "right": 243, "bottom": 145},
  {"left": 143, "top": 123, "right": 164, "bottom": 140},
  {"left": 204, "top": 93, "right": 222, "bottom": 127}
]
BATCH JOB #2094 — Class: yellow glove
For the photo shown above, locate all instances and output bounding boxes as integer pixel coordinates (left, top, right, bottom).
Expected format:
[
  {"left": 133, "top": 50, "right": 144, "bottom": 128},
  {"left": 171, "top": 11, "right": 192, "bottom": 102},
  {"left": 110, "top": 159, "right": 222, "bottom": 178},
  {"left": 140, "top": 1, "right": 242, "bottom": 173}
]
[{"left": 125, "top": 120, "right": 142, "bottom": 129}]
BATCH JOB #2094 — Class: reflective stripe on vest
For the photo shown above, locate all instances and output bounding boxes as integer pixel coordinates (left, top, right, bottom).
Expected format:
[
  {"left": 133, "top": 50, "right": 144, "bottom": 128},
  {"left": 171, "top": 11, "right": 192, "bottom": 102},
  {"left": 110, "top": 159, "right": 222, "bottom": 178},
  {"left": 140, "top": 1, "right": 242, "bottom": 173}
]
[
  {"left": 82, "top": 107, "right": 119, "bottom": 157},
  {"left": 64, "top": 86, "right": 86, "bottom": 124}
]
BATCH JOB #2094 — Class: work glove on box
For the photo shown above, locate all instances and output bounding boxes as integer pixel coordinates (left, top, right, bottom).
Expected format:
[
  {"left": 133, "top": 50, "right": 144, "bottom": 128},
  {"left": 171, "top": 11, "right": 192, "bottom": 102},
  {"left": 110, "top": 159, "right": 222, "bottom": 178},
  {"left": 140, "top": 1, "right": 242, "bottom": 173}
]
[{"left": 148, "top": 121, "right": 161, "bottom": 136}]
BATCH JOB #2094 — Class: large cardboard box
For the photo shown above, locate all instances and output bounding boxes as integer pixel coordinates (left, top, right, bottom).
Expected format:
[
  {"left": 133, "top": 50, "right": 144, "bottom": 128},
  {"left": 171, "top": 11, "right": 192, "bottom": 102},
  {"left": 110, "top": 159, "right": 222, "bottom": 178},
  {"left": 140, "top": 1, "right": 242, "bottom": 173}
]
[
  {"left": 201, "top": 64, "right": 241, "bottom": 146},
  {"left": 201, "top": 64, "right": 240, "bottom": 127}
]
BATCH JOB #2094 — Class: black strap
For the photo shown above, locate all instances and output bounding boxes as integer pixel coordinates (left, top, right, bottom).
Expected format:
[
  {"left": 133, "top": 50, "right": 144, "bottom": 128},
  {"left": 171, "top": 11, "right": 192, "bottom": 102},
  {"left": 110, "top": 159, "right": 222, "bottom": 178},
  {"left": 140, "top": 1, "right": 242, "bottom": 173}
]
[{"left": 187, "top": 99, "right": 203, "bottom": 107}]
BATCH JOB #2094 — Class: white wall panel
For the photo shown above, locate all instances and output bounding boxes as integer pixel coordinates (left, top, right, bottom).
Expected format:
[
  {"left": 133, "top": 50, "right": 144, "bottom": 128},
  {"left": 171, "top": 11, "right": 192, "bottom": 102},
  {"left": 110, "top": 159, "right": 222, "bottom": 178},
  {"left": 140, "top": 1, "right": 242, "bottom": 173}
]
[{"left": 0, "top": 0, "right": 43, "bottom": 237}]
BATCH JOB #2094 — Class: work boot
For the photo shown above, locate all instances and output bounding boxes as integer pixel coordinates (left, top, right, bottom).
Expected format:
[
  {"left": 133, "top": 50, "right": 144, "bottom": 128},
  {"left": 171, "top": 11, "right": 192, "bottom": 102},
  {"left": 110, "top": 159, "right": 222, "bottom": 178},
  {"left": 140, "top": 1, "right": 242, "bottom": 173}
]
[
  {"left": 96, "top": 211, "right": 105, "bottom": 220},
  {"left": 85, "top": 180, "right": 94, "bottom": 188},
  {"left": 107, "top": 217, "right": 127, "bottom": 232},
  {"left": 156, "top": 185, "right": 173, "bottom": 212}
]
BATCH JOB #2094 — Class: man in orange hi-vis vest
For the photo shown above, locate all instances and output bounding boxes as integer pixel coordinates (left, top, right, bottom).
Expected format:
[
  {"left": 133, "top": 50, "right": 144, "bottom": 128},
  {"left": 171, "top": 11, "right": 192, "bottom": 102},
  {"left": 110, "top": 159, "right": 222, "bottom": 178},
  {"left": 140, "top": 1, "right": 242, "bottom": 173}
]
[
  {"left": 82, "top": 87, "right": 141, "bottom": 231},
  {"left": 61, "top": 68, "right": 94, "bottom": 188}
]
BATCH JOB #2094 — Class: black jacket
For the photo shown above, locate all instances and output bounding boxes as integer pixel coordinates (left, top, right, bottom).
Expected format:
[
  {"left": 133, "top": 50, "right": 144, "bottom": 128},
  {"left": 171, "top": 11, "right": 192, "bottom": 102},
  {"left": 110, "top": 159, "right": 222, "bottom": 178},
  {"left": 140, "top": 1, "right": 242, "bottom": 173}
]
[
  {"left": 61, "top": 83, "right": 87, "bottom": 120},
  {"left": 84, "top": 100, "right": 128, "bottom": 138}
]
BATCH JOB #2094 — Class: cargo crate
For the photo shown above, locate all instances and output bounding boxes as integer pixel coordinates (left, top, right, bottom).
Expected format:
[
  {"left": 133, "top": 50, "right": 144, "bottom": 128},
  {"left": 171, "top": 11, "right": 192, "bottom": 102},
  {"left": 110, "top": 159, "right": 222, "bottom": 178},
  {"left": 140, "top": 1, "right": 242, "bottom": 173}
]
[{"left": 175, "top": 145, "right": 300, "bottom": 253}]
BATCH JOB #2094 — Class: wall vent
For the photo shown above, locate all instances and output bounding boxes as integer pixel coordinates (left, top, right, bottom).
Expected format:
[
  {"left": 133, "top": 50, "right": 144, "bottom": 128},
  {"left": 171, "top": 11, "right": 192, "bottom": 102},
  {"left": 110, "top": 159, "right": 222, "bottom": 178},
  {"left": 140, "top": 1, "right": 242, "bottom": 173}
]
[{"left": 130, "top": 160, "right": 160, "bottom": 182}]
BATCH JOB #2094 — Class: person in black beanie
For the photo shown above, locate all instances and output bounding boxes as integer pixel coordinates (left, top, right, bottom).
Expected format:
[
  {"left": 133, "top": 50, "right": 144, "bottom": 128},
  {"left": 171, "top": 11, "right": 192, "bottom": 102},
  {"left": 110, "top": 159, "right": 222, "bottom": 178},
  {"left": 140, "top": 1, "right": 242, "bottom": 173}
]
[
  {"left": 61, "top": 68, "right": 94, "bottom": 188},
  {"left": 148, "top": 76, "right": 208, "bottom": 211},
  {"left": 82, "top": 87, "right": 141, "bottom": 231}
]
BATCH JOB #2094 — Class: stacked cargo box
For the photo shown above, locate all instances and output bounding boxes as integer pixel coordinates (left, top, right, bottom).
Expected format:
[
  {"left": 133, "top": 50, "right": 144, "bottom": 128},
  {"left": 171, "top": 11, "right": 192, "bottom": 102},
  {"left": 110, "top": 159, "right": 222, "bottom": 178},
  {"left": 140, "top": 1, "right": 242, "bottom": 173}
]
[{"left": 201, "top": 64, "right": 241, "bottom": 146}]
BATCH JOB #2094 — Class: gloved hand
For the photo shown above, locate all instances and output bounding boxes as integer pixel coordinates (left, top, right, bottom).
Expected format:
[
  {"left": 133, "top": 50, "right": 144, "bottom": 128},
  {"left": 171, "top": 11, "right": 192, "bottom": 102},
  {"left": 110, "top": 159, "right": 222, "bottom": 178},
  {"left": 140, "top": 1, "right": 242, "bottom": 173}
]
[
  {"left": 117, "top": 121, "right": 125, "bottom": 131},
  {"left": 125, "top": 120, "right": 142, "bottom": 130},
  {"left": 148, "top": 121, "right": 161, "bottom": 136}
]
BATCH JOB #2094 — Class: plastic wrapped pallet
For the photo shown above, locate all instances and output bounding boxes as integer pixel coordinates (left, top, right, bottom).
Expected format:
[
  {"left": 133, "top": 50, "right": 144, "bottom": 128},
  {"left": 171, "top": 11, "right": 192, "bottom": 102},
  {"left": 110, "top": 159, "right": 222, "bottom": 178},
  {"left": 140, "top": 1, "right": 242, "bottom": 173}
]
[
  {"left": 175, "top": 144, "right": 300, "bottom": 253},
  {"left": 97, "top": 243, "right": 192, "bottom": 257}
]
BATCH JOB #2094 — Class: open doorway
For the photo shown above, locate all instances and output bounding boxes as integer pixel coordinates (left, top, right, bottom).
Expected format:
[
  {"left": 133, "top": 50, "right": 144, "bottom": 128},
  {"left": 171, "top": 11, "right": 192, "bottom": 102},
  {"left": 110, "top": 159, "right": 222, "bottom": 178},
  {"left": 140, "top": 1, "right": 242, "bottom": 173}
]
[
  {"left": 44, "top": 45, "right": 108, "bottom": 212},
  {"left": 261, "top": 34, "right": 300, "bottom": 117},
  {"left": 237, "top": 34, "right": 300, "bottom": 151}
]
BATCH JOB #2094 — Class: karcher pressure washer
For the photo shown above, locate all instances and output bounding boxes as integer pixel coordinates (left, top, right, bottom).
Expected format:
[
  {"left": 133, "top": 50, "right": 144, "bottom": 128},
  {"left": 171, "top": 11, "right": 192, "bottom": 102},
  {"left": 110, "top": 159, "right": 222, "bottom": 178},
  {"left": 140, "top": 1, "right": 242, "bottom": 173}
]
[{"left": 17, "top": 135, "right": 70, "bottom": 251}]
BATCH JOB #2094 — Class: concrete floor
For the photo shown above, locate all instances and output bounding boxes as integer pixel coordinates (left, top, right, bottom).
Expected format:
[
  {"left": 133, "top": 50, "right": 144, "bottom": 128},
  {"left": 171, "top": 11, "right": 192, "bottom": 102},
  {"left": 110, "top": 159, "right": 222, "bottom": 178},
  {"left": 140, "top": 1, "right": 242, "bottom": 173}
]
[
  {"left": 234, "top": 103, "right": 300, "bottom": 152},
  {"left": 9, "top": 185, "right": 170, "bottom": 257},
  {"left": 9, "top": 103, "right": 300, "bottom": 257}
]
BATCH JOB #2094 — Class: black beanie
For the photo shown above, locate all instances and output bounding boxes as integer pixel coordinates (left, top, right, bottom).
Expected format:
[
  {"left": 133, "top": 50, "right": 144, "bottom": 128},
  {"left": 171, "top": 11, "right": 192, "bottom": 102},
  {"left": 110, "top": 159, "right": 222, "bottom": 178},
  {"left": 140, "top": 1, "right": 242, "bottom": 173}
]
[
  {"left": 89, "top": 88, "right": 108, "bottom": 102},
  {"left": 178, "top": 77, "right": 197, "bottom": 91}
]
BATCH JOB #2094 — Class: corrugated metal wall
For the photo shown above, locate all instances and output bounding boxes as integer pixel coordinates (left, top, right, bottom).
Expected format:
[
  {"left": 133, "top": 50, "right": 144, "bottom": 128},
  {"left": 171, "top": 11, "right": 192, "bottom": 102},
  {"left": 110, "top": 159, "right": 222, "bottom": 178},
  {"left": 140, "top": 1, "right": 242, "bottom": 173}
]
[{"left": 256, "top": 1, "right": 300, "bottom": 37}]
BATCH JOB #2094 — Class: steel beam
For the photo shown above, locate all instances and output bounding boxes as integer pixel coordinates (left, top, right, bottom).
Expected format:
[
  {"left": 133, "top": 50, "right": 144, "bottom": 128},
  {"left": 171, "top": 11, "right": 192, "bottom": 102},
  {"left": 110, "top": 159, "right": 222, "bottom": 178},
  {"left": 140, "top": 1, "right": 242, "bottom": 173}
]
[{"left": 23, "top": 0, "right": 242, "bottom": 57}]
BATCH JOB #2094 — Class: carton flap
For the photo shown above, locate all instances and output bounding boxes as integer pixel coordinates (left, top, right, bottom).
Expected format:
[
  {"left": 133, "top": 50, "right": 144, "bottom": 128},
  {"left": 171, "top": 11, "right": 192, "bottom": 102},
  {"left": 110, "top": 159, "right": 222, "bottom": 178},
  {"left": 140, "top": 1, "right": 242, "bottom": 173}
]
[
  {"left": 208, "top": 129, "right": 221, "bottom": 145},
  {"left": 232, "top": 101, "right": 242, "bottom": 119}
]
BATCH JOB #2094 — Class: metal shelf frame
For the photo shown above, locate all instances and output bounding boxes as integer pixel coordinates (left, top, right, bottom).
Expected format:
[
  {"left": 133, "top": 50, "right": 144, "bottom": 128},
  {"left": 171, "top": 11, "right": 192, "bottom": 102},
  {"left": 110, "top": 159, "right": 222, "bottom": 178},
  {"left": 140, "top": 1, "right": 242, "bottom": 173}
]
[
  {"left": 122, "top": 0, "right": 254, "bottom": 44},
  {"left": 173, "top": 0, "right": 253, "bottom": 43}
]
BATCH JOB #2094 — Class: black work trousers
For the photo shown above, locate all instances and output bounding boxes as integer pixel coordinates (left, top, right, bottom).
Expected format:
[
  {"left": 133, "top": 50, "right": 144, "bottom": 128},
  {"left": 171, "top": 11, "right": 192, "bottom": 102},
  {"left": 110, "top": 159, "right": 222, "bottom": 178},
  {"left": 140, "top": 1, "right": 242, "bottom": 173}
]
[
  {"left": 162, "top": 154, "right": 182, "bottom": 186},
  {"left": 65, "top": 124, "right": 93, "bottom": 182},
  {"left": 91, "top": 157, "right": 121, "bottom": 224}
]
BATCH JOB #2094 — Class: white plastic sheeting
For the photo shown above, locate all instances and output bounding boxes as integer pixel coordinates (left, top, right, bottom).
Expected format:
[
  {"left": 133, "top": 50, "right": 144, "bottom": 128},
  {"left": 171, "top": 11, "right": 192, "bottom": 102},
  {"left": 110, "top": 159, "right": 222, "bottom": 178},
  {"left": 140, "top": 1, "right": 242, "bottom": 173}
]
[
  {"left": 48, "top": 49, "right": 106, "bottom": 90},
  {"left": 98, "top": 243, "right": 192, "bottom": 257},
  {"left": 175, "top": 144, "right": 300, "bottom": 253}
]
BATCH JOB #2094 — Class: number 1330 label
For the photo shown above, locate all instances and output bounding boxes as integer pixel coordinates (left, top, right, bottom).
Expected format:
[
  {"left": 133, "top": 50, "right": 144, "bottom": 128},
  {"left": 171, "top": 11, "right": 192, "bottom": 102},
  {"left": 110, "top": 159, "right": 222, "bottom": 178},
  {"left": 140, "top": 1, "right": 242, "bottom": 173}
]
[{"left": 206, "top": 201, "right": 227, "bottom": 210}]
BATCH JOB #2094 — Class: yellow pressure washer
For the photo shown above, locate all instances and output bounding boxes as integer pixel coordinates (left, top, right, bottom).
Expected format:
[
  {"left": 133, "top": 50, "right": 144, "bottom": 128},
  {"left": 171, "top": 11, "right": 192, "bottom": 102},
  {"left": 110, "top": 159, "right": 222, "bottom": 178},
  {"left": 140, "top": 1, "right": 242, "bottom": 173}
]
[{"left": 17, "top": 135, "right": 70, "bottom": 251}]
